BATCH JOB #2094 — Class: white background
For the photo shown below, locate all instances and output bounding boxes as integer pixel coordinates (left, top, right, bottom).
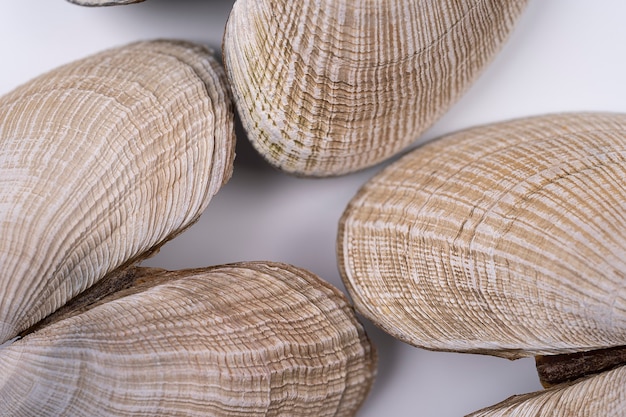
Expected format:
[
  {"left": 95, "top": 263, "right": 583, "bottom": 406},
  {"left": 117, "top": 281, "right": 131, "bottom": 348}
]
[{"left": 2, "top": 1, "right": 625, "bottom": 416}]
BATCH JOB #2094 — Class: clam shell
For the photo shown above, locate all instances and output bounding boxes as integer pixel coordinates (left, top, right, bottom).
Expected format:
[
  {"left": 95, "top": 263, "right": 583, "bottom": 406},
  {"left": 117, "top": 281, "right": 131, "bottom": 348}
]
[
  {"left": 468, "top": 365, "right": 626, "bottom": 416},
  {"left": 338, "top": 113, "right": 626, "bottom": 357},
  {"left": 0, "top": 262, "right": 376, "bottom": 416},
  {"left": 66, "top": 0, "right": 144, "bottom": 6},
  {"left": 223, "top": 0, "right": 528, "bottom": 176},
  {"left": 0, "top": 40, "right": 235, "bottom": 344}
]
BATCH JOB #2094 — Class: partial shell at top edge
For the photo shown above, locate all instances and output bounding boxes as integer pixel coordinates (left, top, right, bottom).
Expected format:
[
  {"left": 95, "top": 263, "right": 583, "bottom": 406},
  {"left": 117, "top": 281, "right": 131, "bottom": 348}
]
[
  {"left": 223, "top": 0, "right": 529, "bottom": 176},
  {"left": 65, "top": 0, "right": 144, "bottom": 6}
]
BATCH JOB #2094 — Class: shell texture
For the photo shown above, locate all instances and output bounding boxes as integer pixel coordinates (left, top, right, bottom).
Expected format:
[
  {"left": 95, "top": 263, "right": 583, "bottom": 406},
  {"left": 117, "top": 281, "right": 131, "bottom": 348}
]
[
  {"left": 66, "top": 0, "right": 144, "bottom": 6},
  {"left": 223, "top": 0, "right": 529, "bottom": 176},
  {"left": 0, "top": 262, "right": 376, "bottom": 416},
  {"left": 338, "top": 112, "right": 626, "bottom": 358},
  {"left": 468, "top": 365, "right": 626, "bottom": 416},
  {"left": 0, "top": 40, "right": 236, "bottom": 344}
]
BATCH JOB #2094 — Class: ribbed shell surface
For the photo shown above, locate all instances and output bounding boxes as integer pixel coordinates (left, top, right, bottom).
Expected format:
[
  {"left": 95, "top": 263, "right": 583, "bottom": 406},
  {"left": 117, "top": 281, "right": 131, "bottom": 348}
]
[
  {"left": 469, "top": 365, "right": 626, "bottom": 416},
  {"left": 0, "top": 40, "right": 235, "bottom": 344},
  {"left": 339, "top": 113, "right": 626, "bottom": 357},
  {"left": 223, "top": 0, "right": 528, "bottom": 176},
  {"left": 0, "top": 262, "right": 376, "bottom": 416},
  {"left": 66, "top": 0, "right": 143, "bottom": 5}
]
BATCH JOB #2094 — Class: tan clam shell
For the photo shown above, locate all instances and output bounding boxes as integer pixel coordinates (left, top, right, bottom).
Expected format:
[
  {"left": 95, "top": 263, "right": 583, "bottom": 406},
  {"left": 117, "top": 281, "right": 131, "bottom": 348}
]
[
  {"left": 338, "top": 112, "right": 626, "bottom": 357},
  {"left": 223, "top": 0, "right": 528, "bottom": 176},
  {"left": 0, "top": 262, "right": 376, "bottom": 416},
  {"left": 66, "top": 0, "right": 144, "bottom": 6},
  {"left": 468, "top": 365, "right": 626, "bottom": 416},
  {"left": 0, "top": 40, "right": 235, "bottom": 344}
]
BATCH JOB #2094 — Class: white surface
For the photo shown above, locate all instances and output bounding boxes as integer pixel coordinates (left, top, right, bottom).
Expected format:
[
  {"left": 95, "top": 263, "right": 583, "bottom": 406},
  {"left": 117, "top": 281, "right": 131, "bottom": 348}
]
[{"left": 2, "top": 1, "right": 625, "bottom": 416}]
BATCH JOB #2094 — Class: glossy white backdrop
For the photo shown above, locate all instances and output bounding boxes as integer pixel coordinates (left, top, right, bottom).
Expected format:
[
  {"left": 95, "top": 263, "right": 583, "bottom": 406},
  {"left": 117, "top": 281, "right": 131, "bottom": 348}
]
[{"left": 2, "top": 1, "right": 625, "bottom": 416}]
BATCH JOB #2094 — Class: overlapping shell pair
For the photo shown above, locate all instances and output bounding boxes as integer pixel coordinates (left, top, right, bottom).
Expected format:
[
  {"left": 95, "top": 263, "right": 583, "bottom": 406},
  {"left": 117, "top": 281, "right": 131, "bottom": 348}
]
[
  {"left": 68, "top": 0, "right": 530, "bottom": 176},
  {"left": 0, "top": 40, "right": 375, "bottom": 416},
  {"left": 339, "top": 112, "right": 626, "bottom": 415}
]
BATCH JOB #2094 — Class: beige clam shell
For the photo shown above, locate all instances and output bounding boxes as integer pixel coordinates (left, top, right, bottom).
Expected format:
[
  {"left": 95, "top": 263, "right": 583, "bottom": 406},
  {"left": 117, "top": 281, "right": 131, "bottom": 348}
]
[
  {"left": 223, "top": 0, "right": 528, "bottom": 176},
  {"left": 0, "top": 262, "right": 376, "bottom": 416},
  {"left": 66, "top": 0, "right": 144, "bottom": 6},
  {"left": 468, "top": 365, "right": 626, "bottom": 416},
  {"left": 0, "top": 40, "right": 235, "bottom": 344},
  {"left": 338, "top": 112, "right": 626, "bottom": 357}
]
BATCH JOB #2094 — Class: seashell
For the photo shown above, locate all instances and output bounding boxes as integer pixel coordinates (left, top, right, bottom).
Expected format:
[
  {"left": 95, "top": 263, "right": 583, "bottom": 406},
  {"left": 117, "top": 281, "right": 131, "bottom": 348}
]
[
  {"left": 0, "top": 39, "right": 236, "bottom": 344},
  {"left": 338, "top": 112, "right": 626, "bottom": 414},
  {"left": 66, "top": 0, "right": 144, "bottom": 6},
  {"left": 338, "top": 112, "right": 626, "bottom": 357},
  {"left": 0, "top": 262, "right": 376, "bottom": 416},
  {"left": 223, "top": 0, "right": 529, "bottom": 176},
  {"left": 468, "top": 365, "right": 626, "bottom": 416}
]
